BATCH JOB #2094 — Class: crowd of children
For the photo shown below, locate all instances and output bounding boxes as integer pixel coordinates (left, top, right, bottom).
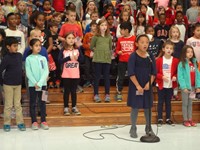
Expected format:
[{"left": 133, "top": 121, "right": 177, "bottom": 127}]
[{"left": 0, "top": 0, "right": 199, "bottom": 138}]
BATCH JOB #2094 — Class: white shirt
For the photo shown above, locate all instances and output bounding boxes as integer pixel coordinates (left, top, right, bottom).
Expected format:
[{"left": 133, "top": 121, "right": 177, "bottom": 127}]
[
  {"left": 175, "top": 24, "right": 186, "bottom": 42},
  {"left": 163, "top": 56, "right": 172, "bottom": 88}
]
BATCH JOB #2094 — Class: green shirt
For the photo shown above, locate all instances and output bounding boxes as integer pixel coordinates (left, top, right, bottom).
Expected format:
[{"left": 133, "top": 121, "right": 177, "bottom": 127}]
[{"left": 90, "top": 35, "right": 112, "bottom": 64}]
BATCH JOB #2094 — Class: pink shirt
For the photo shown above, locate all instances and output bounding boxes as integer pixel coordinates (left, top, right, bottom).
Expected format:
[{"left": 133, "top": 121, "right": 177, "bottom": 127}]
[
  {"left": 154, "top": 0, "right": 169, "bottom": 8},
  {"left": 186, "top": 37, "right": 200, "bottom": 62},
  {"left": 61, "top": 49, "right": 80, "bottom": 79}
]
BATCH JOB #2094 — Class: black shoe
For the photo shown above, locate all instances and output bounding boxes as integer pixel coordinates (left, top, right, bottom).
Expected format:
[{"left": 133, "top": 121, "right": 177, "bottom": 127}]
[
  {"left": 166, "top": 119, "right": 175, "bottom": 126},
  {"left": 145, "top": 125, "right": 155, "bottom": 136},
  {"left": 129, "top": 126, "right": 138, "bottom": 138},
  {"left": 158, "top": 119, "right": 163, "bottom": 127}
]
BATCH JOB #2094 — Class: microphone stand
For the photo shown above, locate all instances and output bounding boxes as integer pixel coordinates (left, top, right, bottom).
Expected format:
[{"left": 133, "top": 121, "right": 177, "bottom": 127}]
[{"left": 140, "top": 54, "right": 160, "bottom": 143}]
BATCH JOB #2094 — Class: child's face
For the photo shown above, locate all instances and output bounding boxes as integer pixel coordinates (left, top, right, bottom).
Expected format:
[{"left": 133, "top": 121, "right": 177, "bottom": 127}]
[
  {"left": 190, "top": 0, "right": 198, "bottom": 6},
  {"left": 146, "top": 27, "right": 155, "bottom": 36},
  {"left": 31, "top": 41, "right": 41, "bottom": 53},
  {"left": 7, "top": 43, "right": 18, "bottom": 53},
  {"left": 50, "top": 26, "right": 58, "bottom": 33},
  {"left": 43, "top": 1, "right": 51, "bottom": 11},
  {"left": 122, "top": 12, "right": 129, "bottom": 22},
  {"left": 0, "top": 13, "right": 4, "bottom": 22},
  {"left": 162, "top": 44, "right": 174, "bottom": 56},
  {"left": 107, "top": 6, "right": 113, "bottom": 13},
  {"left": 186, "top": 48, "right": 194, "bottom": 59},
  {"left": 172, "top": 0, "right": 177, "bottom": 6},
  {"left": 194, "top": 27, "right": 200, "bottom": 38},
  {"left": 140, "top": 6, "right": 147, "bottom": 14},
  {"left": 54, "top": 15, "right": 62, "bottom": 23},
  {"left": 88, "top": 2, "right": 95, "bottom": 11},
  {"left": 136, "top": 36, "right": 149, "bottom": 52},
  {"left": 35, "top": 14, "right": 45, "bottom": 28},
  {"left": 65, "top": 33, "right": 75, "bottom": 46},
  {"left": 99, "top": 22, "right": 107, "bottom": 33},
  {"left": 138, "top": 15, "right": 145, "bottom": 24},
  {"left": 0, "top": 35, "right": 2, "bottom": 42},
  {"left": 15, "top": 15, "right": 21, "bottom": 25},
  {"left": 141, "top": 0, "right": 149, "bottom": 5},
  {"left": 176, "top": 5, "right": 183, "bottom": 12},
  {"left": 107, "top": 15, "right": 114, "bottom": 25},
  {"left": 90, "top": 13, "right": 98, "bottom": 21},
  {"left": 18, "top": 3, "right": 26, "bottom": 12},
  {"left": 123, "top": 6, "right": 130, "bottom": 12},
  {"left": 176, "top": 13, "right": 183, "bottom": 23},
  {"left": 31, "top": 31, "right": 42, "bottom": 42},
  {"left": 67, "top": 11, "right": 76, "bottom": 23},
  {"left": 8, "top": 15, "right": 17, "bottom": 28},
  {"left": 159, "top": 15, "right": 166, "bottom": 25},
  {"left": 171, "top": 28, "right": 179, "bottom": 39},
  {"left": 91, "top": 24, "right": 97, "bottom": 32}
]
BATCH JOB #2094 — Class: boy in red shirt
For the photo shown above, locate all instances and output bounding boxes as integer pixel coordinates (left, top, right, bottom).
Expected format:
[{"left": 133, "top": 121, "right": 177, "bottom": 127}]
[{"left": 115, "top": 21, "right": 136, "bottom": 101}]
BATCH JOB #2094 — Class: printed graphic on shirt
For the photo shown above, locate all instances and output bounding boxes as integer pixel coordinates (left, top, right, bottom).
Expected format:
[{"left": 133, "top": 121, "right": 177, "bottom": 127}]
[
  {"left": 120, "top": 41, "right": 134, "bottom": 54},
  {"left": 191, "top": 41, "right": 200, "bottom": 48},
  {"left": 163, "top": 60, "right": 172, "bottom": 88},
  {"left": 65, "top": 62, "right": 79, "bottom": 68}
]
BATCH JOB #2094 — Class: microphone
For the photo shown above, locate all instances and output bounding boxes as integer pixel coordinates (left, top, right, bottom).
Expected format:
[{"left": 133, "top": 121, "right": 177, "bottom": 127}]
[{"left": 146, "top": 53, "right": 152, "bottom": 63}]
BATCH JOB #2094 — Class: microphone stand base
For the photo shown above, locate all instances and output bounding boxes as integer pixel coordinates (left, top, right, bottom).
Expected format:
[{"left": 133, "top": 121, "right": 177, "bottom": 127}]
[{"left": 140, "top": 135, "right": 160, "bottom": 143}]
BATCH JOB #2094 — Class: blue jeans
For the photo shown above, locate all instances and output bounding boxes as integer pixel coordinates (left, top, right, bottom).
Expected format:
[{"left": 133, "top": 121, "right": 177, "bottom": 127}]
[{"left": 93, "top": 63, "right": 110, "bottom": 95}]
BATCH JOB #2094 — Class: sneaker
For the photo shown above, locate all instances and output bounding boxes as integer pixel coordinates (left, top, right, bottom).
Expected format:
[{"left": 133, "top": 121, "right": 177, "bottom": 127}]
[
  {"left": 94, "top": 94, "right": 101, "bottom": 103},
  {"left": 115, "top": 93, "right": 122, "bottom": 102},
  {"left": 48, "top": 82, "right": 54, "bottom": 88},
  {"left": 32, "top": 122, "right": 39, "bottom": 130},
  {"left": 157, "top": 119, "right": 163, "bottom": 127},
  {"left": 183, "top": 121, "right": 191, "bottom": 127},
  {"left": 3, "top": 124, "right": 11, "bottom": 132},
  {"left": 64, "top": 107, "right": 70, "bottom": 116},
  {"left": 145, "top": 125, "right": 155, "bottom": 136},
  {"left": 83, "top": 81, "right": 92, "bottom": 88},
  {"left": 41, "top": 122, "right": 49, "bottom": 130},
  {"left": 72, "top": 107, "right": 81, "bottom": 115},
  {"left": 129, "top": 126, "right": 138, "bottom": 138},
  {"left": 104, "top": 94, "right": 110, "bottom": 102},
  {"left": 166, "top": 119, "right": 175, "bottom": 126},
  {"left": 189, "top": 120, "right": 197, "bottom": 127},
  {"left": 175, "top": 95, "right": 180, "bottom": 101},
  {"left": 76, "top": 85, "right": 84, "bottom": 93},
  {"left": 55, "top": 80, "right": 60, "bottom": 88},
  {"left": 18, "top": 123, "right": 26, "bottom": 131}
]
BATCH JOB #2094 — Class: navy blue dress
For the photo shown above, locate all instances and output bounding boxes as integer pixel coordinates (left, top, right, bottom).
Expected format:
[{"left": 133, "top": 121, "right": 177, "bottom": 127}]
[{"left": 127, "top": 52, "right": 156, "bottom": 109}]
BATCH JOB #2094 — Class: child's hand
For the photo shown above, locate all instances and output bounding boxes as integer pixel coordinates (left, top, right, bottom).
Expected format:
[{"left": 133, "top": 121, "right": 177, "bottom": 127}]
[
  {"left": 163, "top": 76, "right": 169, "bottom": 82},
  {"left": 35, "top": 83, "right": 40, "bottom": 89},
  {"left": 136, "top": 85, "right": 144, "bottom": 94},
  {"left": 183, "top": 89, "right": 189, "bottom": 93},
  {"left": 144, "top": 83, "right": 150, "bottom": 90},
  {"left": 172, "top": 76, "right": 176, "bottom": 81},
  {"left": 118, "top": 51, "right": 123, "bottom": 55},
  {"left": 196, "top": 88, "right": 200, "bottom": 93}
]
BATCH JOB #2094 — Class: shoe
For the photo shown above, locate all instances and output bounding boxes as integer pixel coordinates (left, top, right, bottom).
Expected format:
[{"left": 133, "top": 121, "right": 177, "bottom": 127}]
[
  {"left": 104, "top": 94, "right": 110, "bottom": 103},
  {"left": 115, "top": 93, "right": 122, "bottom": 102},
  {"left": 41, "top": 122, "right": 49, "bottom": 130},
  {"left": 72, "top": 107, "right": 81, "bottom": 115},
  {"left": 145, "top": 125, "right": 155, "bottom": 136},
  {"left": 18, "top": 123, "right": 26, "bottom": 131},
  {"left": 183, "top": 121, "right": 191, "bottom": 127},
  {"left": 76, "top": 85, "right": 84, "bottom": 93},
  {"left": 3, "top": 125, "right": 11, "bottom": 132},
  {"left": 157, "top": 119, "right": 163, "bottom": 127},
  {"left": 94, "top": 94, "right": 101, "bottom": 103},
  {"left": 46, "top": 100, "right": 51, "bottom": 104},
  {"left": 175, "top": 95, "right": 180, "bottom": 101},
  {"left": 32, "top": 122, "right": 39, "bottom": 130},
  {"left": 189, "top": 119, "right": 197, "bottom": 127},
  {"left": 83, "top": 81, "right": 92, "bottom": 88},
  {"left": 55, "top": 80, "right": 60, "bottom": 88},
  {"left": 48, "top": 82, "right": 54, "bottom": 88},
  {"left": 166, "top": 119, "right": 175, "bottom": 126},
  {"left": 129, "top": 126, "right": 138, "bottom": 138},
  {"left": 64, "top": 107, "right": 70, "bottom": 116}
]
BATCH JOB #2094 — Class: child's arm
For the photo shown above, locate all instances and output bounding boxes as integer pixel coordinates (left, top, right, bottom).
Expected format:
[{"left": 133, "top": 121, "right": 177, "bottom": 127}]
[
  {"left": 25, "top": 58, "right": 38, "bottom": 85},
  {"left": 115, "top": 38, "right": 122, "bottom": 55},
  {"left": 37, "top": 58, "right": 49, "bottom": 88},
  {"left": 19, "top": 32, "right": 25, "bottom": 54},
  {"left": 58, "top": 49, "right": 71, "bottom": 64},
  {"left": 130, "top": 76, "right": 144, "bottom": 93},
  {"left": 82, "top": 34, "right": 90, "bottom": 50},
  {"left": 47, "top": 36, "right": 53, "bottom": 53},
  {"left": 0, "top": 56, "right": 8, "bottom": 85},
  {"left": 177, "top": 62, "right": 187, "bottom": 90},
  {"left": 90, "top": 36, "right": 97, "bottom": 51}
]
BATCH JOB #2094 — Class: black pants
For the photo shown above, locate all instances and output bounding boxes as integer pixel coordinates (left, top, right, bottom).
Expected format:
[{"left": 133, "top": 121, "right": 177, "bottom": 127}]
[
  {"left": 29, "top": 87, "right": 46, "bottom": 123},
  {"left": 157, "top": 88, "right": 173, "bottom": 120},
  {"left": 84, "top": 56, "right": 94, "bottom": 82},
  {"left": 63, "top": 78, "right": 78, "bottom": 108},
  {"left": 116, "top": 62, "right": 127, "bottom": 92}
]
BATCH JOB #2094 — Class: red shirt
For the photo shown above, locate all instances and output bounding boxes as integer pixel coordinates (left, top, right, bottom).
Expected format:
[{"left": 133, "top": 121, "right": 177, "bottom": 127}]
[
  {"left": 189, "top": 62, "right": 195, "bottom": 86},
  {"left": 116, "top": 35, "right": 136, "bottom": 62},
  {"left": 52, "top": 0, "right": 65, "bottom": 12},
  {"left": 59, "top": 23, "right": 83, "bottom": 38}
]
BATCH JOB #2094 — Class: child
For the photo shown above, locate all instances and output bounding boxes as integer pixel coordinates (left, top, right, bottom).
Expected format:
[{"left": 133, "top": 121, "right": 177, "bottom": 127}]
[
  {"left": 154, "top": 13, "right": 170, "bottom": 42},
  {"left": 116, "top": 10, "right": 134, "bottom": 38},
  {"left": 168, "top": 0, "right": 178, "bottom": 16},
  {"left": 115, "top": 0, "right": 129, "bottom": 18},
  {"left": 140, "top": 0, "right": 154, "bottom": 18},
  {"left": 186, "top": 23, "right": 200, "bottom": 68},
  {"left": 58, "top": 32, "right": 81, "bottom": 116},
  {"left": 156, "top": 40, "right": 179, "bottom": 126},
  {"left": 16, "top": 0, "right": 28, "bottom": 27},
  {"left": 174, "top": 11, "right": 187, "bottom": 42},
  {"left": 115, "top": 21, "right": 136, "bottom": 102},
  {"left": 134, "top": 12, "right": 146, "bottom": 36},
  {"left": 139, "top": 4, "right": 153, "bottom": 26},
  {"left": 169, "top": 25, "right": 184, "bottom": 59},
  {"left": 178, "top": 45, "right": 200, "bottom": 127},
  {"left": 2, "top": 0, "right": 16, "bottom": 17},
  {"left": 145, "top": 25, "right": 162, "bottom": 59},
  {"left": 5, "top": 12, "right": 25, "bottom": 54},
  {"left": 82, "top": 20, "right": 97, "bottom": 88},
  {"left": 90, "top": 19, "right": 112, "bottom": 103},
  {"left": 49, "top": 22, "right": 61, "bottom": 88},
  {"left": 26, "top": 0, "right": 37, "bottom": 16},
  {"left": 42, "top": 0, "right": 54, "bottom": 29},
  {"left": 0, "top": 10, "right": 7, "bottom": 29},
  {"left": 0, "top": 37, "right": 26, "bottom": 132},
  {"left": 51, "top": 12, "right": 62, "bottom": 32},
  {"left": 84, "top": 11, "right": 99, "bottom": 34},
  {"left": 25, "top": 38, "right": 49, "bottom": 130},
  {"left": 68, "top": 0, "right": 83, "bottom": 22},
  {"left": 127, "top": 34, "right": 156, "bottom": 138}
]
